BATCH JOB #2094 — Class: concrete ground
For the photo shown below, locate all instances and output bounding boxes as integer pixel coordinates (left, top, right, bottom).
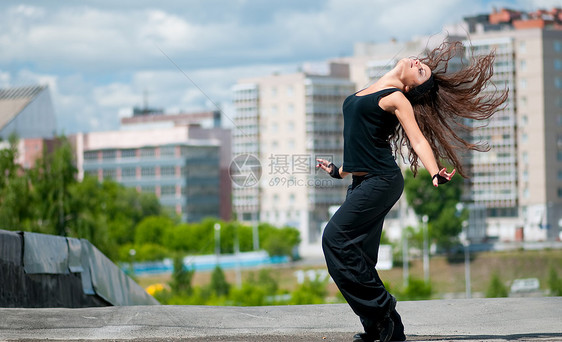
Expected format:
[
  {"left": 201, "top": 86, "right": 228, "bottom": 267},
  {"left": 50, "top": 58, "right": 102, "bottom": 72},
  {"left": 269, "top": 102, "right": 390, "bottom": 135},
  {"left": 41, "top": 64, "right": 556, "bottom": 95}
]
[{"left": 1, "top": 297, "right": 561, "bottom": 341}]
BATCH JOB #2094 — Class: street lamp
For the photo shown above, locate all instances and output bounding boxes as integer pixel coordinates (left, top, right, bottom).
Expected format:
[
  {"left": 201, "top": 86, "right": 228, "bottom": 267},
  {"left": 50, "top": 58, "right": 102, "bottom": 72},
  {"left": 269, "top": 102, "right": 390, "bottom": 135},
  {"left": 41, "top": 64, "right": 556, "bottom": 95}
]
[
  {"left": 400, "top": 198, "right": 409, "bottom": 288},
  {"left": 128, "top": 248, "right": 136, "bottom": 276},
  {"left": 214, "top": 223, "right": 221, "bottom": 265},
  {"left": 422, "top": 215, "right": 429, "bottom": 283},
  {"left": 461, "top": 220, "right": 471, "bottom": 299}
]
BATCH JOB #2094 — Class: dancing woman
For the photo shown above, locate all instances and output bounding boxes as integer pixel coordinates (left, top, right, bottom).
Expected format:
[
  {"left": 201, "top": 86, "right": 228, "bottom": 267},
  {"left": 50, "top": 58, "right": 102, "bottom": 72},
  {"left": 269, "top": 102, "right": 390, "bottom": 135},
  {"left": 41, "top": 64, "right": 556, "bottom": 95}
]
[{"left": 317, "top": 40, "right": 508, "bottom": 342}]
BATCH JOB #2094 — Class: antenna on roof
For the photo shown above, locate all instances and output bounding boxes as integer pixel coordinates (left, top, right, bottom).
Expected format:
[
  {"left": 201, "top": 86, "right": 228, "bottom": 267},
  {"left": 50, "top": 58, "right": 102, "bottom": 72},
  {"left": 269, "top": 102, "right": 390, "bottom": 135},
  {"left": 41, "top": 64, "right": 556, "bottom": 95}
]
[{"left": 143, "top": 88, "right": 149, "bottom": 112}]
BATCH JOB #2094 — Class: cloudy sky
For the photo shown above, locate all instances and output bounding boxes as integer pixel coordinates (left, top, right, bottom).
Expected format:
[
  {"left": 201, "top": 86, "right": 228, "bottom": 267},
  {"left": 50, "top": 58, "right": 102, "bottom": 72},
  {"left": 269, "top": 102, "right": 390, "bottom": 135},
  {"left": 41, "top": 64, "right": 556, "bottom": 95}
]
[{"left": 0, "top": 0, "right": 559, "bottom": 134}]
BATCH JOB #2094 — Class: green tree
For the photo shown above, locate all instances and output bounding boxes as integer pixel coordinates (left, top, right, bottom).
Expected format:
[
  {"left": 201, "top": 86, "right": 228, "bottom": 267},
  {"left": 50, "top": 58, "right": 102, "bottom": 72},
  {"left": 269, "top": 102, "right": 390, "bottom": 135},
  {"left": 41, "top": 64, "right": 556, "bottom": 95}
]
[
  {"left": 135, "top": 215, "right": 175, "bottom": 246},
  {"left": 289, "top": 279, "right": 328, "bottom": 304},
  {"left": 250, "top": 268, "right": 279, "bottom": 295},
  {"left": 404, "top": 168, "right": 466, "bottom": 250},
  {"left": 229, "top": 283, "right": 267, "bottom": 306},
  {"left": 0, "top": 134, "right": 33, "bottom": 230},
  {"left": 29, "top": 136, "right": 77, "bottom": 236},
  {"left": 170, "top": 256, "right": 194, "bottom": 296},
  {"left": 209, "top": 266, "right": 230, "bottom": 297},
  {"left": 486, "top": 273, "right": 508, "bottom": 298},
  {"left": 398, "top": 277, "right": 432, "bottom": 301},
  {"left": 548, "top": 266, "right": 562, "bottom": 296},
  {"left": 259, "top": 223, "right": 301, "bottom": 259},
  {"left": 67, "top": 175, "right": 115, "bottom": 257},
  {"left": 102, "top": 180, "right": 162, "bottom": 246}
]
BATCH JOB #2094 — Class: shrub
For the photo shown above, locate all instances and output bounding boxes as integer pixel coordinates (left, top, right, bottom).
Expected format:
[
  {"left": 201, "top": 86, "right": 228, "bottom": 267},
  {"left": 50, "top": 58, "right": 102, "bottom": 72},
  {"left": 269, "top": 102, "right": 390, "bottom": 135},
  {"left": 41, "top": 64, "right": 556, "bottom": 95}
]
[
  {"left": 548, "top": 266, "right": 562, "bottom": 296},
  {"left": 486, "top": 273, "right": 508, "bottom": 298}
]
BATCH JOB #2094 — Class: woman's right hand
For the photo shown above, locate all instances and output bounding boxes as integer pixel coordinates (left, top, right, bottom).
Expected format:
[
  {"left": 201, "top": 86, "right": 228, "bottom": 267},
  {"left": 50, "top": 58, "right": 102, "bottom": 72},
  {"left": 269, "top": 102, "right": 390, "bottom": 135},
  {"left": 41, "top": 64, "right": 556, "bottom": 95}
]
[
  {"left": 316, "top": 158, "right": 335, "bottom": 174},
  {"left": 317, "top": 159, "right": 344, "bottom": 179}
]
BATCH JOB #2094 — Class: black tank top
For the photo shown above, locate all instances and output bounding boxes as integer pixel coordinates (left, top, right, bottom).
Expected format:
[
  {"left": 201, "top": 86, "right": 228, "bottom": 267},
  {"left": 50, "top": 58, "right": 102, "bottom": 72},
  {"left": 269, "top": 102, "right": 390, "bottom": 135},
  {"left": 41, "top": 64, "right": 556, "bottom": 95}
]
[{"left": 342, "top": 88, "right": 401, "bottom": 174}]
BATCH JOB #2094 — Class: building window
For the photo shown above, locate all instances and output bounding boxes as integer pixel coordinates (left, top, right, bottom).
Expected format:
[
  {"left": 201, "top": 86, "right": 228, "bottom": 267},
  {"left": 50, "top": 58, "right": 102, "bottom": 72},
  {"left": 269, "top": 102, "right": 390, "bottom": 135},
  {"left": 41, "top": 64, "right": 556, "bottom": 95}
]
[
  {"left": 555, "top": 41, "right": 562, "bottom": 52},
  {"left": 519, "top": 41, "right": 526, "bottom": 53},
  {"left": 160, "top": 166, "right": 176, "bottom": 177},
  {"left": 557, "top": 150, "right": 562, "bottom": 162},
  {"left": 102, "top": 168, "right": 116, "bottom": 179},
  {"left": 160, "top": 146, "right": 175, "bottom": 158},
  {"left": 555, "top": 59, "right": 562, "bottom": 71},
  {"left": 161, "top": 185, "right": 176, "bottom": 196},
  {"left": 141, "top": 167, "right": 155, "bottom": 177},
  {"left": 558, "top": 188, "right": 562, "bottom": 198},
  {"left": 84, "top": 151, "right": 98, "bottom": 161},
  {"left": 521, "top": 133, "right": 528, "bottom": 143},
  {"left": 140, "top": 148, "right": 155, "bottom": 158},
  {"left": 102, "top": 150, "right": 116, "bottom": 160},
  {"left": 121, "top": 167, "right": 136, "bottom": 178},
  {"left": 286, "top": 85, "right": 294, "bottom": 97},
  {"left": 556, "top": 77, "right": 562, "bottom": 89},
  {"left": 519, "top": 78, "right": 527, "bottom": 89},
  {"left": 558, "top": 114, "right": 562, "bottom": 126},
  {"left": 141, "top": 186, "right": 155, "bottom": 194},
  {"left": 287, "top": 103, "right": 294, "bottom": 115},
  {"left": 558, "top": 170, "right": 562, "bottom": 181},
  {"left": 520, "top": 60, "right": 527, "bottom": 71},
  {"left": 121, "top": 149, "right": 136, "bottom": 158}
]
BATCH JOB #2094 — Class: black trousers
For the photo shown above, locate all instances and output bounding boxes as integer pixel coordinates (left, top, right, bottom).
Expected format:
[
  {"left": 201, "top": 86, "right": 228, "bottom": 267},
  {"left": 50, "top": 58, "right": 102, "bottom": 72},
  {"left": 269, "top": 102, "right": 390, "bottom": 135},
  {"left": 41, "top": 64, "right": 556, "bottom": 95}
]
[{"left": 322, "top": 171, "right": 405, "bottom": 335}]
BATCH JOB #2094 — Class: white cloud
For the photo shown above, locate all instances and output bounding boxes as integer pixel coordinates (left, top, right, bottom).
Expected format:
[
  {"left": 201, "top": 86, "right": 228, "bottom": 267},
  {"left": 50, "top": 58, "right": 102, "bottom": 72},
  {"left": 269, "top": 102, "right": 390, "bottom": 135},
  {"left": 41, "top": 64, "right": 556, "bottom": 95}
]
[
  {"left": 1, "top": 0, "right": 557, "bottom": 134},
  {"left": 0, "top": 71, "right": 10, "bottom": 87},
  {"left": 93, "top": 83, "right": 139, "bottom": 108}
]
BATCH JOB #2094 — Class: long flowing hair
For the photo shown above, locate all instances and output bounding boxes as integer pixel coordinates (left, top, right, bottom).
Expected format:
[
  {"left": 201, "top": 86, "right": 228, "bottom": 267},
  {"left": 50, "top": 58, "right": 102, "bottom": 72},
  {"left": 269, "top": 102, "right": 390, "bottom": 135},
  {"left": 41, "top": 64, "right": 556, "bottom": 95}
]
[{"left": 394, "top": 40, "right": 509, "bottom": 178}]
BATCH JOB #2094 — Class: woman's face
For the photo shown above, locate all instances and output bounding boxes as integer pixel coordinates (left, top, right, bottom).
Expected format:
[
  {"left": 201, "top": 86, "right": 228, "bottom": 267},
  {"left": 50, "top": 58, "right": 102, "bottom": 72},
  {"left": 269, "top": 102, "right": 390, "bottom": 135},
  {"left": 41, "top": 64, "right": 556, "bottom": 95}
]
[{"left": 400, "top": 57, "right": 431, "bottom": 88}]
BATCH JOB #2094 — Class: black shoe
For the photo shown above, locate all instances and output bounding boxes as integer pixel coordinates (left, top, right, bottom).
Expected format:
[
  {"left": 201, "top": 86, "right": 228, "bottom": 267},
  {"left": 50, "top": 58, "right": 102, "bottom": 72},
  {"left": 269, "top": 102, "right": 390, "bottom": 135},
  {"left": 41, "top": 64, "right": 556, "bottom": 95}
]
[
  {"left": 376, "top": 296, "right": 397, "bottom": 342},
  {"left": 376, "top": 315, "right": 394, "bottom": 342},
  {"left": 353, "top": 331, "right": 406, "bottom": 342},
  {"left": 353, "top": 332, "right": 377, "bottom": 342}
]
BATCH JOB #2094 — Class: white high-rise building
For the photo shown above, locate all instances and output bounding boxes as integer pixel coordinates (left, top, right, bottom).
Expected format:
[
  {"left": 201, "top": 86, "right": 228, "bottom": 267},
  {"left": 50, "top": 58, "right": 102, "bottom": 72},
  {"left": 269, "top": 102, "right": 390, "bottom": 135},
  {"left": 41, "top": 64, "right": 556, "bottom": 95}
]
[
  {"left": 233, "top": 7, "right": 562, "bottom": 253},
  {"left": 344, "top": 8, "right": 562, "bottom": 243},
  {"left": 462, "top": 8, "right": 562, "bottom": 242},
  {"left": 232, "top": 63, "right": 355, "bottom": 257}
]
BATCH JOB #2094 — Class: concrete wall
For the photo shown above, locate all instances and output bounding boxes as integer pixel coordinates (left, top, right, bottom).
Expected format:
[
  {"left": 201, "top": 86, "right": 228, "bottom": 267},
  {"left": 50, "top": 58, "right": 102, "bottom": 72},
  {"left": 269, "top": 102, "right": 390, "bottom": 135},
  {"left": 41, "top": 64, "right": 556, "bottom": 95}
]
[{"left": 0, "top": 229, "right": 159, "bottom": 308}]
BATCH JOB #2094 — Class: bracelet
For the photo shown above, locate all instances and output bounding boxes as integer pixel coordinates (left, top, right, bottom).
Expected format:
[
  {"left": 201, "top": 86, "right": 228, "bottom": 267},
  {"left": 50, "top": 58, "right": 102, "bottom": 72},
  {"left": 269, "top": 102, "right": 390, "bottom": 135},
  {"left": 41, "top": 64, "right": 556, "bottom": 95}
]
[
  {"left": 329, "top": 163, "right": 342, "bottom": 179},
  {"left": 432, "top": 173, "right": 449, "bottom": 185}
]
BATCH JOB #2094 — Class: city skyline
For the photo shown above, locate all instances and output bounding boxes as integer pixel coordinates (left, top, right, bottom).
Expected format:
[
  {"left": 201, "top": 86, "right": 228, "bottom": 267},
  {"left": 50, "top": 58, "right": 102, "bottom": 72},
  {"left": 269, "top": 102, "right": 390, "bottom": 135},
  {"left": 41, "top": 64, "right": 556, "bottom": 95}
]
[{"left": 0, "top": 0, "right": 558, "bottom": 135}]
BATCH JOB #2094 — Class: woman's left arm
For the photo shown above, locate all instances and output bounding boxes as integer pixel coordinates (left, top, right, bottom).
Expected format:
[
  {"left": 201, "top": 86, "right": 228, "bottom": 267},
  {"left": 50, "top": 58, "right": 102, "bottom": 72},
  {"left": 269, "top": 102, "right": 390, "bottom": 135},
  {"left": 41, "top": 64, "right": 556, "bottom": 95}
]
[{"left": 384, "top": 93, "right": 455, "bottom": 187}]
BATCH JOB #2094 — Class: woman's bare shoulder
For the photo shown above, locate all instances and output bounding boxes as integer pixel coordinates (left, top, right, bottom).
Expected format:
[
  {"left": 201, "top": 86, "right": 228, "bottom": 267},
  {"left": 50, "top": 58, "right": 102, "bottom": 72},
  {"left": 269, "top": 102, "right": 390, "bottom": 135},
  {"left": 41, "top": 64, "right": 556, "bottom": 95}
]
[{"left": 379, "top": 89, "right": 410, "bottom": 114}]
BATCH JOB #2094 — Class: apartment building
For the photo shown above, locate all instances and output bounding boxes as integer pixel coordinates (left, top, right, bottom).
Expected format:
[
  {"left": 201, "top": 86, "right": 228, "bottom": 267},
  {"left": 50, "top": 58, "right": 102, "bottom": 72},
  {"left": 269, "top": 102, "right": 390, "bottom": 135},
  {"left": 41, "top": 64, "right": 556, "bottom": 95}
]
[
  {"left": 232, "top": 7, "right": 562, "bottom": 249},
  {"left": 460, "top": 8, "right": 562, "bottom": 242},
  {"left": 74, "top": 126, "right": 221, "bottom": 223},
  {"left": 120, "top": 110, "right": 232, "bottom": 220},
  {"left": 232, "top": 63, "right": 355, "bottom": 256},
  {"left": 342, "top": 8, "right": 562, "bottom": 243}
]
